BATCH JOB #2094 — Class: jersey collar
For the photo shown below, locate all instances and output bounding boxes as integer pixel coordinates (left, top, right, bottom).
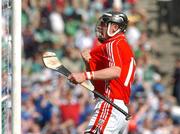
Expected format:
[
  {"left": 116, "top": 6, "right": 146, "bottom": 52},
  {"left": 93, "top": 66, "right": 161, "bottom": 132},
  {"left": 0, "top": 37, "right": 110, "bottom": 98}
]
[{"left": 104, "top": 33, "right": 125, "bottom": 43}]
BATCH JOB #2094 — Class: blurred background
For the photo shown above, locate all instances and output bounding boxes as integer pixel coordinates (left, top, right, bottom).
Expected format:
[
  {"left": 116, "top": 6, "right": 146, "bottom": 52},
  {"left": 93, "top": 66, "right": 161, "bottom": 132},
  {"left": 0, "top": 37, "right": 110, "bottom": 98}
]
[{"left": 20, "top": 0, "right": 180, "bottom": 133}]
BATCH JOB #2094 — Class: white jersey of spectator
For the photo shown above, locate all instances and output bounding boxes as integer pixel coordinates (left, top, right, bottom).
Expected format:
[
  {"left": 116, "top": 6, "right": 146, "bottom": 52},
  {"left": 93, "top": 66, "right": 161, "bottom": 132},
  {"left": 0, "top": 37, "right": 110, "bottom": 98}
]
[
  {"left": 141, "top": 129, "right": 152, "bottom": 134},
  {"left": 126, "top": 25, "right": 141, "bottom": 50},
  {"left": 49, "top": 11, "right": 64, "bottom": 34},
  {"left": 113, "top": 0, "right": 123, "bottom": 11},
  {"left": 75, "top": 25, "right": 93, "bottom": 50}
]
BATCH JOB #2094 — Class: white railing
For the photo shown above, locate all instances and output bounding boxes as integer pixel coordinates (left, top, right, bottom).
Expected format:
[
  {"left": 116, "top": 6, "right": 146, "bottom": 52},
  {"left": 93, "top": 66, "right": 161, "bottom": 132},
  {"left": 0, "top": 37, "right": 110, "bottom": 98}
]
[{"left": 12, "top": 0, "right": 21, "bottom": 133}]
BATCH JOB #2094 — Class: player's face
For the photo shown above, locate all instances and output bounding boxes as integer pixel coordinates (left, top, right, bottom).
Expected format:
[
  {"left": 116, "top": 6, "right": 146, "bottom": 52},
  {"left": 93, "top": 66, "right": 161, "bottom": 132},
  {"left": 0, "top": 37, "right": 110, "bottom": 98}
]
[{"left": 95, "top": 17, "right": 108, "bottom": 43}]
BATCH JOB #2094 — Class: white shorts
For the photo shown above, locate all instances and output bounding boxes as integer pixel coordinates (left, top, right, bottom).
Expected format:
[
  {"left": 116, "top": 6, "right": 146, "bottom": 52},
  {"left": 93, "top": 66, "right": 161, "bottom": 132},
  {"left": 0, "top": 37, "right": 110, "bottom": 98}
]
[{"left": 84, "top": 98, "right": 128, "bottom": 134}]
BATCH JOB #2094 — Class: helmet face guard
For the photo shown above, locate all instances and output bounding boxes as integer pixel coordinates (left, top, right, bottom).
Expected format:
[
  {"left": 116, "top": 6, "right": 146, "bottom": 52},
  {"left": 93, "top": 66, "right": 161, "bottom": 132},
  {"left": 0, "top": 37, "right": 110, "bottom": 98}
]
[{"left": 95, "top": 11, "right": 128, "bottom": 43}]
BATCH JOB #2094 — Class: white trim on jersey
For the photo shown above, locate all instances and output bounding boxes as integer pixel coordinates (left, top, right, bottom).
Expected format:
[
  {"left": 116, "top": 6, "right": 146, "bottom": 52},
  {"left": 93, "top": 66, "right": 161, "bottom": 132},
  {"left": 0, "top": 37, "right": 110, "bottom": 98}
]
[
  {"left": 110, "top": 41, "right": 115, "bottom": 66},
  {"left": 124, "top": 57, "right": 134, "bottom": 86},
  {"left": 106, "top": 41, "right": 115, "bottom": 67}
]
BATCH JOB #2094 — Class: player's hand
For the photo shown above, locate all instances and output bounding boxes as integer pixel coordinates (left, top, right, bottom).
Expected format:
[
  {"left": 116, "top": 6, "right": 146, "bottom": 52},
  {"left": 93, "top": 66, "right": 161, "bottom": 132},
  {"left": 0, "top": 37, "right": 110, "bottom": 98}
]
[
  {"left": 67, "top": 73, "right": 86, "bottom": 84},
  {"left": 81, "top": 49, "right": 91, "bottom": 63}
]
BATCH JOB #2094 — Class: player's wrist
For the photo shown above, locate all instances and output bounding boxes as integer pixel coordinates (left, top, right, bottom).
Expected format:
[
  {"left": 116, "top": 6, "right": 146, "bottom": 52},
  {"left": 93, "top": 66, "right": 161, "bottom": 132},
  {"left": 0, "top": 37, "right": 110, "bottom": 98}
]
[{"left": 84, "top": 71, "right": 94, "bottom": 80}]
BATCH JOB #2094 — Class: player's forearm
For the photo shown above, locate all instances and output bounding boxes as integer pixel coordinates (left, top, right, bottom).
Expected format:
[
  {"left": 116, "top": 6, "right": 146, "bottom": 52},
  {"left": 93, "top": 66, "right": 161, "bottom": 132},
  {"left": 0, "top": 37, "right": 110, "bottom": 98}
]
[
  {"left": 92, "top": 66, "right": 121, "bottom": 80},
  {"left": 69, "top": 63, "right": 121, "bottom": 83}
]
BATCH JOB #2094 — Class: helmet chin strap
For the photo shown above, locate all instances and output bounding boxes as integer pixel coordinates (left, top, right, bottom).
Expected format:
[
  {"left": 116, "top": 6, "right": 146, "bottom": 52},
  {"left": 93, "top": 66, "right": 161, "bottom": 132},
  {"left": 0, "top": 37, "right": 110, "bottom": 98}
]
[{"left": 107, "top": 23, "right": 121, "bottom": 37}]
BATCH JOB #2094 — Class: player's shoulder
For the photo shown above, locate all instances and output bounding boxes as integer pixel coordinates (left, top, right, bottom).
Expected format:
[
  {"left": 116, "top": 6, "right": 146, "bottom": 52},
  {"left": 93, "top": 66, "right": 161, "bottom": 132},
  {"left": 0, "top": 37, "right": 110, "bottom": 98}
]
[
  {"left": 115, "top": 37, "right": 134, "bottom": 55},
  {"left": 113, "top": 37, "right": 129, "bottom": 48},
  {"left": 90, "top": 43, "right": 104, "bottom": 54}
]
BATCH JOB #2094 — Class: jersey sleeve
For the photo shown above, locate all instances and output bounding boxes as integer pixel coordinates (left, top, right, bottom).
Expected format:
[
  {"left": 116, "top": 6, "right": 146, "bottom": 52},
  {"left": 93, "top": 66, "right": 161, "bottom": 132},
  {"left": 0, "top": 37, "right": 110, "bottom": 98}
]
[
  {"left": 116, "top": 40, "right": 136, "bottom": 87},
  {"left": 108, "top": 40, "right": 136, "bottom": 87}
]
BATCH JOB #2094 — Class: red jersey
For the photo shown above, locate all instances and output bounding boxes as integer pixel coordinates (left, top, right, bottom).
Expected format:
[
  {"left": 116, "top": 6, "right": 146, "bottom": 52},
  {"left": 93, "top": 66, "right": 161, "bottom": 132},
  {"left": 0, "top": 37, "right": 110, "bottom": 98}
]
[{"left": 89, "top": 33, "right": 136, "bottom": 104}]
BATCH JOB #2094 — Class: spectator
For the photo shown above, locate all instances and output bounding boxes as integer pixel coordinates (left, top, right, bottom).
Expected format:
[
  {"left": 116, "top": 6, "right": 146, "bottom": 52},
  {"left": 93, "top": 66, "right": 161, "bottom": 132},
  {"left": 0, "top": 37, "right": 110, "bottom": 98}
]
[
  {"left": 172, "top": 58, "right": 180, "bottom": 105},
  {"left": 49, "top": 4, "right": 65, "bottom": 34},
  {"left": 75, "top": 24, "right": 93, "bottom": 50},
  {"left": 156, "top": 0, "right": 173, "bottom": 34}
]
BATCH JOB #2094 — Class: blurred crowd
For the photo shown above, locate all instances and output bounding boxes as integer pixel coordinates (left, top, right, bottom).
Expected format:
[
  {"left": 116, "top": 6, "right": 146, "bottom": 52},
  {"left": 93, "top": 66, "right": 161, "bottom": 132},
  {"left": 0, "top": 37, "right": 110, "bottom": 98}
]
[{"left": 20, "top": 0, "right": 180, "bottom": 133}]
